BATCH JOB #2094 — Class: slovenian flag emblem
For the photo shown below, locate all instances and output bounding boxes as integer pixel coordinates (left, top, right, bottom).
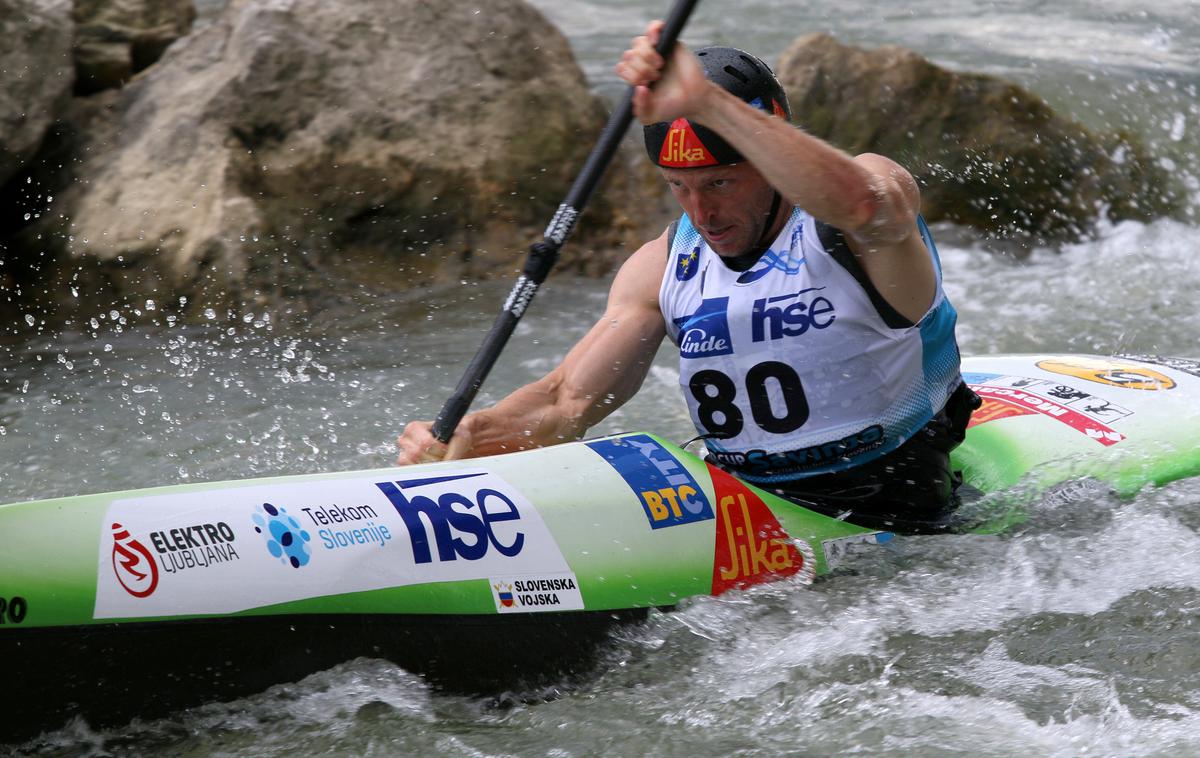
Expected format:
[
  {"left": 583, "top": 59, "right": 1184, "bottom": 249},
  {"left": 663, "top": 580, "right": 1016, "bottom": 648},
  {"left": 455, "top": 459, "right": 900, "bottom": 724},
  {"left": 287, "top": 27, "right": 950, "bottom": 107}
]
[{"left": 495, "top": 583, "right": 514, "bottom": 608}]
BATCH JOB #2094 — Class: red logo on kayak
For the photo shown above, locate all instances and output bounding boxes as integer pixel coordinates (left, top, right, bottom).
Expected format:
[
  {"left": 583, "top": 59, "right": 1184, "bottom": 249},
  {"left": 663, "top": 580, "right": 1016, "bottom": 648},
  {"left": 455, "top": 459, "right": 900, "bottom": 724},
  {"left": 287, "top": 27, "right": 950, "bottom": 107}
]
[
  {"left": 659, "top": 118, "right": 719, "bottom": 168},
  {"left": 111, "top": 522, "right": 159, "bottom": 598},
  {"left": 967, "top": 396, "right": 1035, "bottom": 428},
  {"left": 971, "top": 385, "right": 1126, "bottom": 446},
  {"left": 708, "top": 465, "right": 804, "bottom": 595}
]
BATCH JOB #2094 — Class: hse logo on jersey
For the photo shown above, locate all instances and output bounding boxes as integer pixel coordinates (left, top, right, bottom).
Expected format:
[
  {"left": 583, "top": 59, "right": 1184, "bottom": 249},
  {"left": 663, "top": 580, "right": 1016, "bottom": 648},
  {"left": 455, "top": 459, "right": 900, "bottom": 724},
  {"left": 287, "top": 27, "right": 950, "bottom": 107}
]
[
  {"left": 375, "top": 473, "right": 525, "bottom": 564},
  {"left": 751, "top": 287, "right": 836, "bottom": 342},
  {"left": 707, "top": 465, "right": 812, "bottom": 594},
  {"left": 674, "top": 297, "right": 734, "bottom": 359},
  {"left": 587, "top": 435, "right": 714, "bottom": 529},
  {"left": 1036, "top": 357, "right": 1176, "bottom": 391}
]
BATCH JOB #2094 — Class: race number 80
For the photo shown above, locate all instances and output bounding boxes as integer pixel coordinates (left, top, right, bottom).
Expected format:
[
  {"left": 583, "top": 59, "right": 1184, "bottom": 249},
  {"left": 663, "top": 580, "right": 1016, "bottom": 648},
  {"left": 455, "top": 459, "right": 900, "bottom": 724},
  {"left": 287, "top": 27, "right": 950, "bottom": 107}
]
[{"left": 688, "top": 361, "right": 809, "bottom": 438}]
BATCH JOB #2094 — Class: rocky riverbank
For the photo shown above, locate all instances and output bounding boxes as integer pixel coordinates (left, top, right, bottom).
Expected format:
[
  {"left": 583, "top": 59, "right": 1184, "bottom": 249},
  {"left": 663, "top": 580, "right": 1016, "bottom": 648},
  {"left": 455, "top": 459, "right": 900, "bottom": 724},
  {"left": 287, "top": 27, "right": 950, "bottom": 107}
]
[{"left": 0, "top": 0, "right": 1180, "bottom": 329}]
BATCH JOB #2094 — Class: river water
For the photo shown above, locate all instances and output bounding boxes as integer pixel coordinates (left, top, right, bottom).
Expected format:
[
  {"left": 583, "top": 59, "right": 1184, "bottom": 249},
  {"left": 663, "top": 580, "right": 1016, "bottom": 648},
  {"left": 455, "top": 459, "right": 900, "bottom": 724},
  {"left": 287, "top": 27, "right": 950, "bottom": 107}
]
[{"left": 5, "top": 0, "right": 1200, "bottom": 754}]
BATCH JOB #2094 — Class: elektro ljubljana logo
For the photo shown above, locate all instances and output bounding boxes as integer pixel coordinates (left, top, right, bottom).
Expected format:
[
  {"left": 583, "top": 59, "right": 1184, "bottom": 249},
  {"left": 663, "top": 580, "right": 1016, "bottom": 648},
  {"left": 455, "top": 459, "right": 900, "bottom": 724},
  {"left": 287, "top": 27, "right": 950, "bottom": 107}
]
[
  {"left": 252, "top": 502, "right": 312, "bottom": 568},
  {"left": 110, "top": 522, "right": 159, "bottom": 598}
]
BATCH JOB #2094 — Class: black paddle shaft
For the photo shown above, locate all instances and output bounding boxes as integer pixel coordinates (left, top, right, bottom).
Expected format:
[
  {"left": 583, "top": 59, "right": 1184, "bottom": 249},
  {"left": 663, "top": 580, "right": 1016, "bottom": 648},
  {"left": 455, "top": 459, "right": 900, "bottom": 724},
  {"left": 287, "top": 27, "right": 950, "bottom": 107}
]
[{"left": 431, "top": 0, "right": 701, "bottom": 443}]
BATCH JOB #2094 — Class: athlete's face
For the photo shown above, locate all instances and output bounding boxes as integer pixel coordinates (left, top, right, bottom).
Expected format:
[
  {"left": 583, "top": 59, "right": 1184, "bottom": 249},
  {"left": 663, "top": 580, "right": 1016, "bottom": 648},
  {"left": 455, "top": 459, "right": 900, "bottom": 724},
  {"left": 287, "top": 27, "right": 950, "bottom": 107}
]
[{"left": 661, "top": 163, "right": 781, "bottom": 257}]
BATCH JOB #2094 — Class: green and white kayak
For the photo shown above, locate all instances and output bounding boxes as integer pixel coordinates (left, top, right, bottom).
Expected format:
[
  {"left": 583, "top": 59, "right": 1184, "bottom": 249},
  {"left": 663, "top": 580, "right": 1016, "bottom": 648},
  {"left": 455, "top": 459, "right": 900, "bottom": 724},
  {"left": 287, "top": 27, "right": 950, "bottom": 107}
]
[{"left": 1, "top": 353, "right": 1198, "bottom": 736}]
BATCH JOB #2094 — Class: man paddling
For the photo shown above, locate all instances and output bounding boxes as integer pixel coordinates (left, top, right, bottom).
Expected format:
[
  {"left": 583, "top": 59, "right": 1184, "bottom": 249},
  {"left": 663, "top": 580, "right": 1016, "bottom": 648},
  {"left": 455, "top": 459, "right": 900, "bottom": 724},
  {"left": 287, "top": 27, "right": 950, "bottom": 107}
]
[{"left": 397, "top": 21, "right": 979, "bottom": 533}]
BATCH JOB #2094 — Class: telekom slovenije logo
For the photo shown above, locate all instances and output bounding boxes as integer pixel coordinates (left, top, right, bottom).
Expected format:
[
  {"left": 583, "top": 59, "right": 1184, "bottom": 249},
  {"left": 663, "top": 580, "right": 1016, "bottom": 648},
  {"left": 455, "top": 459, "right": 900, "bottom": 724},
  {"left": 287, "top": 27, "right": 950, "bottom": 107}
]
[{"left": 110, "top": 522, "right": 159, "bottom": 598}]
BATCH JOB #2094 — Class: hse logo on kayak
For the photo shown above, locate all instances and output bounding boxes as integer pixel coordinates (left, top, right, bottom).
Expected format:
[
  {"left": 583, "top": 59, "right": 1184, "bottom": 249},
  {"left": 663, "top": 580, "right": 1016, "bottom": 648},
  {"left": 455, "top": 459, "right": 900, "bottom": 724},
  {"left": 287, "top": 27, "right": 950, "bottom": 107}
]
[
  {"left": 751, "top": 287, "right": 836, "bottom": 343},
  {"left": 708, "top": 465, "right": 813, "bottom": 594},
  {"left": 110, "top": 522, "right": 159, "bottom": 598},
  {"left": 587, "top": 435, "right": 714, "bottom": 529},
  {"left": 674, "top": 297, "right": 733, "bottom": 359},
  {"left": 376, "top": 472, "right": 526, "bottom": 564},
  {"left": 490, "top": 573, "right": 585, "bottom": 614},
  {"left": 1037, "top": 357, "right": 1176, "bottom": 391}
]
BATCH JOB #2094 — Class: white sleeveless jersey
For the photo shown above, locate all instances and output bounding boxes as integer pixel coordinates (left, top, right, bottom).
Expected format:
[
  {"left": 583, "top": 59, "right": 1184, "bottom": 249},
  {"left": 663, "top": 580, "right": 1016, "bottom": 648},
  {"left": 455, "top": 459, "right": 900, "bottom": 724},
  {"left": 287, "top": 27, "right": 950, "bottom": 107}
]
[{"left": 659, "top": 207, "right": 964, "bottom": 483}]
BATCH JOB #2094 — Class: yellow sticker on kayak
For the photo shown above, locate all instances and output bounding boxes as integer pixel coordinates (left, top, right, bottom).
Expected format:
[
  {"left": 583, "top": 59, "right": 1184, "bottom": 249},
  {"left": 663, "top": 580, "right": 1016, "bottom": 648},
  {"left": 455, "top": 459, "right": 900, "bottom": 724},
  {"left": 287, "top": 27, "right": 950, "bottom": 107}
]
[{"left": 1036, "top": 357, "right": 1176, "bottom": 391}]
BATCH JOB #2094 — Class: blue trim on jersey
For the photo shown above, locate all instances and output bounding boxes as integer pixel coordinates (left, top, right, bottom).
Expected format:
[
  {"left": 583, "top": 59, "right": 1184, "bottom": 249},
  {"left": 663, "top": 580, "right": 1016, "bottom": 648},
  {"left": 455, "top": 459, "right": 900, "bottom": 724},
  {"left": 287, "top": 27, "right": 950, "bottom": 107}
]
[{"left": 917, "top": 215, "right": 942, "bottom": 278}]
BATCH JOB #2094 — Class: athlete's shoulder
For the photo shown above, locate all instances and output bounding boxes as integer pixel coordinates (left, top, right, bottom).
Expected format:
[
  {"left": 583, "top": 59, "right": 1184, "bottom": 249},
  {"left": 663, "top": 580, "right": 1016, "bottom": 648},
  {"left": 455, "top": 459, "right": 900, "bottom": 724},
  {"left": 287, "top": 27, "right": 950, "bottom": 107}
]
[{"left": 610, "top": 227, "right": 671, "bottom": 308}]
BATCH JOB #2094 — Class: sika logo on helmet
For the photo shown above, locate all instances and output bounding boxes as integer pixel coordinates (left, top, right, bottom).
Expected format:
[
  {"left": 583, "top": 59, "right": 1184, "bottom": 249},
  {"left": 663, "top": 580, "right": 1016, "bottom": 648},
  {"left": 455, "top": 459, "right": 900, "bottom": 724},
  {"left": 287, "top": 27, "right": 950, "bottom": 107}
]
[
  {"left": 644, "top": 46, "right": 791, "bottom": 168},
  {"left": 658, "top": 118, "right": 719, "bottom": 168}
]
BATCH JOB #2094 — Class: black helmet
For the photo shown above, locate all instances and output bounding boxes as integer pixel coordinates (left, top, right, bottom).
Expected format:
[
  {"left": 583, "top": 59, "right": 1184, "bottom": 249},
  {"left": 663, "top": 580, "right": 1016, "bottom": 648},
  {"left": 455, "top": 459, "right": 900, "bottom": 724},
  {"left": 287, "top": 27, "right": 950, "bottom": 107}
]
[{"left": 644, "top": 46, "right": 792, "bottom": 168}]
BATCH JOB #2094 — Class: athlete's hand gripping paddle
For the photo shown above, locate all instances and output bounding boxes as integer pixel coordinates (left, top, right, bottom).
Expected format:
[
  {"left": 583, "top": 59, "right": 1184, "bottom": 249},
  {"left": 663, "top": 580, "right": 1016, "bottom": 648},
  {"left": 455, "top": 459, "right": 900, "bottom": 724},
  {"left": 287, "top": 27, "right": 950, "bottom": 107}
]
[{"left": 431, "top": 0, "right": 702, "bottom": 444}]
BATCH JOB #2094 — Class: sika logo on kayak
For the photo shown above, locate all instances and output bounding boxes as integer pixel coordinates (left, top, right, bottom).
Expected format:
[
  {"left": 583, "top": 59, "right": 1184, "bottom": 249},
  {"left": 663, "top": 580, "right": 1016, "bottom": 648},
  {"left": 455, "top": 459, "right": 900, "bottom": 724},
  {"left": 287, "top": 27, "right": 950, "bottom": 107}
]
[
  {"left": 586, "top": 434, "right": 714, "bottom": 529},
  {"left": 375, "top": 473, "right": 525, "bottom": 564},
  {"left": 251, "top": 502, "right": 313, "bottom": 569},
  {"left": 708, "top": 465, "right": 811, "bottom": 594},
  {"left": 674, "top": 297, "right": 733, "bottom": 359},
  {"left": 110, "top": 522, "right": 159, "bottom": 598}
]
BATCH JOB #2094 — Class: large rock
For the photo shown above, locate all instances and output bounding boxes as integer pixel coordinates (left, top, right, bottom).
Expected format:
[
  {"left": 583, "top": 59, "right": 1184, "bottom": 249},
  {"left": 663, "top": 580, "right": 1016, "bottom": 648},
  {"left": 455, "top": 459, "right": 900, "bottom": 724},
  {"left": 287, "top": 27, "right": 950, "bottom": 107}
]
[
  {"left": 0, "top": 0, "right": 73, "bottom": 188},
  {"left": 72, "top": 0, "right": 196, "bottom": 94},
  {"left": 19, "top": 0, "right": 653, "bottom": 320},
  {"left": 776, "top": 34, "right": 1176, "bottom": 243}
]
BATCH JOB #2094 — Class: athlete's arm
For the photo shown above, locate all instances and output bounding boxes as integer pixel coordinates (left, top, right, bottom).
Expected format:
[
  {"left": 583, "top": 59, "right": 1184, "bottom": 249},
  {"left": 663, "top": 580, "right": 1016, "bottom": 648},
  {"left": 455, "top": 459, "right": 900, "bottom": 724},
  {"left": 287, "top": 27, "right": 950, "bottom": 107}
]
[
  {"left": 618, "top": 22, "right": 936, "bottom": 324},
  {"left": 396, "top": 232, "right": 670, "bottom": 464}
]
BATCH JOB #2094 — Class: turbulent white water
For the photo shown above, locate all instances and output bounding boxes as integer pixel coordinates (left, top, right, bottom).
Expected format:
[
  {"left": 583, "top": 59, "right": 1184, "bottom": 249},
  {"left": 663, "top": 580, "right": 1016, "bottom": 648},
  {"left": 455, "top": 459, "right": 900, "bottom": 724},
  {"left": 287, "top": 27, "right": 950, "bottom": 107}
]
[{"left": 5, "top": 0, "right": 1200, "bottom": 754}]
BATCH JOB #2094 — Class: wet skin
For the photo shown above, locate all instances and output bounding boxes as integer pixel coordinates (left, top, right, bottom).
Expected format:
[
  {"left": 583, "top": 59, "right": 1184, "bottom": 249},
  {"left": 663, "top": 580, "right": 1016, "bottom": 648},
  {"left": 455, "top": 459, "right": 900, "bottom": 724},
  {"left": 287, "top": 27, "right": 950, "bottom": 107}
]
[{"left": 661, "top": 162, "right": 787, "bottom": 258}]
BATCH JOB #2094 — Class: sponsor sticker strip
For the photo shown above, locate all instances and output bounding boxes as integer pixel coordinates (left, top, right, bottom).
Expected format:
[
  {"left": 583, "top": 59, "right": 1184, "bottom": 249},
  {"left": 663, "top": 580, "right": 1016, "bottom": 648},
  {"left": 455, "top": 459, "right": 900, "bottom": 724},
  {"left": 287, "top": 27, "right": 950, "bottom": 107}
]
[
  {"left": 95, "top": 470, "right": 576, "bottom": 619},
  {"left": 969, "top": 383, "right": 1126, "bottom": 446},
  {"left": 490, "top": 573, "right": 584, "bottom": 613}
]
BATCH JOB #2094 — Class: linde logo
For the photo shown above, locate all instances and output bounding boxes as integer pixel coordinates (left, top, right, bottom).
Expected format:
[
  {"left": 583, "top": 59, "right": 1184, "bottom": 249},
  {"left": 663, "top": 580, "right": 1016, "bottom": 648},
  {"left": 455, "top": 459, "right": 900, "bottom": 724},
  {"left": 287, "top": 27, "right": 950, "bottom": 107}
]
[
  {"left": 110, "top": 522, "right": 159, "bottom": 598},
  {"left": 751, "top": 287, "right": 836, "bottom": 342},
  {"left": 675, "top": 297, "right": 734, "bottom": 359},
  {"left": 375, "top": 474, "right": 525, "bottom": 565}
]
